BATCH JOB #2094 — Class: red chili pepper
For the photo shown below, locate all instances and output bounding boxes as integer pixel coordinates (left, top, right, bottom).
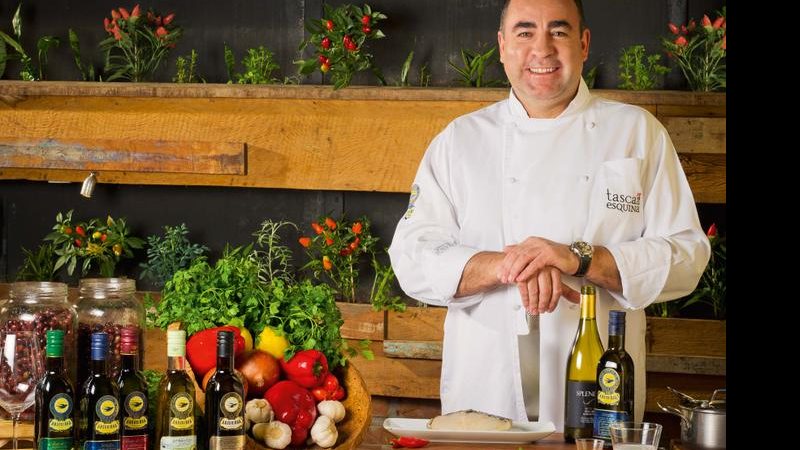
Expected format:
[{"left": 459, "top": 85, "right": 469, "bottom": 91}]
[
  {"left": 325, "top": 237, "right": 334, "bottom": 246},
  {"left": 163, "top": 13, "right": 175, "bottom": 26},
  {"left": 701, "top": 14, "right": 711, "bottom": 27},
  {"left": 706, "top": 223, "right": 717, "bottom": 238},
  {"left": 119, "top": 7, "right": 130, "bottom": 20},
  {"left": 299, "top": 236, "right": 312, "bottom": 248},
  {"left": 63, "top": 226, "right": 73, "bottom": 235},
  {"left": 265, "top": 380, "right": 317, "bottom": 447},
  {"left": 340, "top": 248, "right": 352, "bottom": 256},
  {"left": 325, "top": 19, "right": 334, "bottom": 31},
  {"left": 156, "top": 26, "right": 168, "bottom": 38},
  {"left": 130, "top": 4, "right": 140, "bottom": 18},
  {"left": 321, "top": 63, "right": 330, "bottom": 73},
  {"left": 75, "top": 226, "right": 86, "bottom": 237},
  {"left": 390, "top": 436, "right": 430, "bottom": 448},
  {"left": 362, "top": 25, "right": 371, "bottom": 34},
  {"left": 712, "top": 16, "right": 724, "bottom": 29},
  {"left": 331, "top": 385, "right": 345, "bottom": 400},
  {"left": 74, "top": 239, "right": 82, "bottom": 248},
  {"left": 322, "top": 256, "right": 333, "bottom": 271},
  {"left": 352, "top": 221, "right": 363, "bottom": 234},
  {"left": 100, "top": 233, "right": 107, "bottom": 242},
  {"left": 321, "top": 37, "right": 331, "bottom": 49},
  {"left": 111, "top": 9, "right": 121, "bottom": 20},
  {"left": 687, "top": 20, "right": 696, "bottom": 31},
  {"left": 280, "top": 349, "right": 329, "bottom": 388},
  {"left": 324, "top": 217, "right": 337, "bottom": 230},
  {"left": 103, "top": 17, "right": 112, "bottom": 31},
  {"left": 311, "top": 222, "right": 324, "bottom": 235},
  {"left": 322, "top": 373, "right": 339, "bottom": 391},
  {"left": 361, "top": 15, "right": 371, "bottom": 25},
  {"left": 668, "top": 23, "right": 679, "bottom": 35},
  {"left": 675, "top": 36, "right": 687, "bottom": 47}
]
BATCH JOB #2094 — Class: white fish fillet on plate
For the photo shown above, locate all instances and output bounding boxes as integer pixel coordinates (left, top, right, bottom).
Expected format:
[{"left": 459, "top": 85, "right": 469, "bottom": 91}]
[{"left": 427, "top": 409, "right": 513, "bottom": 431}]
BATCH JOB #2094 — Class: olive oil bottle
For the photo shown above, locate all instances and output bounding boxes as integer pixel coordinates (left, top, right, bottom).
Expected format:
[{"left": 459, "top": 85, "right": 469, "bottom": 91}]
[
  {"left": 564, "top": 285, "right": 604, "bottom": 442},
  {"left": 593, "top": 310, "right": 634, "bottom": 442},
  {"left": 155, "top": 330, "right": 197, "bottom": 450},
  {"left": 35, "top": 330, "right": 76, "bottom": 450},
  {"left": 80, "top": 332, "right": 121, "bottom": 450},
  {"left": 205, "top": 331, "right": 245, "bottom": 450},
  {"left": 118, "top": 326, "right": 148, "bottom": 450}
]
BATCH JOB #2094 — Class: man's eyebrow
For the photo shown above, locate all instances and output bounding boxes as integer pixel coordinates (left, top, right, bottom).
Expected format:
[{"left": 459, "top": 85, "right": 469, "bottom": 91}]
[
  {"left": 511, "top": 20, "right": 573, "bottom": 31},
  {"left": 512, "top": 21, "right": 536, "bottom": 30}
]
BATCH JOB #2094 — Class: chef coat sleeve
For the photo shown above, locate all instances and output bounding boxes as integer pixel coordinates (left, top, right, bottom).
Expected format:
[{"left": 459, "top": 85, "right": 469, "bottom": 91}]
[
  {"left": 605, "top": 124, "right": 711, "bottom": 310},
  {"left": 388, "top": 125, "right": 484, "bottom": 308}
]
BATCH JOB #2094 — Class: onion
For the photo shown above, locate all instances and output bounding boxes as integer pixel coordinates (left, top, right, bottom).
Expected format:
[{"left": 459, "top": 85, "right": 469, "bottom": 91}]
[{"left": 236, "top": 349, "right": 281, "bottom": 398}]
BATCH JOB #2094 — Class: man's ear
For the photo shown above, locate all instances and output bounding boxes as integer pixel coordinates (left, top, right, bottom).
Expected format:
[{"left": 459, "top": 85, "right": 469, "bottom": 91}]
[
  {"left": 581, "top": 28, "right": 591, "bottom": 62},
  {"left": 498, "top": 30, "right": 506, "bottom": 64}
]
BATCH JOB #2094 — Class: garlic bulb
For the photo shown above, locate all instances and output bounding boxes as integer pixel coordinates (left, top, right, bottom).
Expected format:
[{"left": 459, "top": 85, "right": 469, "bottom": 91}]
[
  {"left": 310, "top": 415, "right": 338, "bottom": 448},
  {"left": 317, "top": 400, "right": 346, "bottom": 423}
]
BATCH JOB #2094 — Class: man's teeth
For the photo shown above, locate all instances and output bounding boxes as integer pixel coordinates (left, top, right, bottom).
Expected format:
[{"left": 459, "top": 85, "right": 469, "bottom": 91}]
[{"left": 528, "top": 67, "right": 557, "bottom": 73}]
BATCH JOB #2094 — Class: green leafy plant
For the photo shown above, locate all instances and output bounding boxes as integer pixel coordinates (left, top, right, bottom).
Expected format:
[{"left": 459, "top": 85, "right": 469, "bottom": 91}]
[
  {"left": 44, "top": 210, "right": 144, "bottom": 277},
  {"left": 683, "top": 223, "right": 725, "bottom": 319},
  {"left": 252, "top": 219, "right": 297, "bottom": 285},
  {"left": 297, "top": 3, "right": 387, "bottom": 90},
  {"left": 100, "top": 4, "right": 182, "bottom": 81},
  {"left": 449, "top": 44, "right": 504, "bottom": 87},
  {"left": 663, "top": 7, "right": 726, "bottom": 92},
  {"left": 582, "top": 64, "right": 598, "bottom": 88},
  {"left": 67, "top": 28, "right": 99, "bottom": 81},
  {"left": 15, "top": 243, "right": 57, "bottom": 281},
  {"left": 225, "top": 46, "right": 281, "bottom": 84},
  {"left": 370, "top": 251, "right": 405, "bottom": 312},
  {"left": 0, "top": 3, "right": 60, "bottom": 80},
  {"left": 397, "top": 50, "right": 430, "bottom": 87},
  {"left": 141, "top": 369, "right": 162, "bottom": 429},
  {"left": 617, "top": 44, "right": 669, "bottom": 90},
  {"left": 173, "top": 49, "right": 201, "bottom": 83},
  {"left": 139, "top": 223, "right": 208, "bottom": 288}
]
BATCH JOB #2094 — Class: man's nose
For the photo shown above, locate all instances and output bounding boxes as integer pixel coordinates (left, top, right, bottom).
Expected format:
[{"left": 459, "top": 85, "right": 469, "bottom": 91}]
[{"left": 529, "top": 33, "right": 555, "bottom": 58}]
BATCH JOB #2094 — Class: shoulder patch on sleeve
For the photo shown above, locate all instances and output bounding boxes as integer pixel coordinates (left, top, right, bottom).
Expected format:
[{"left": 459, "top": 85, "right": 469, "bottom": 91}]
[{"left": 403, "top": 184, "right": 420, "bottom": 220}]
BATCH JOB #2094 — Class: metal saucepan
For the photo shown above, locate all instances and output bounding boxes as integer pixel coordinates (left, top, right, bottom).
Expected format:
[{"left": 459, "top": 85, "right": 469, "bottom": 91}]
[{"left": 658, "top": 387, "right": 726, "bottom": 449}]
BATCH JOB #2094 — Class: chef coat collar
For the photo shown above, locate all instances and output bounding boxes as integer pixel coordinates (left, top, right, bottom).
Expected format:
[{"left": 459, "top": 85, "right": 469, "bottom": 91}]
[{"left": 506, "top": 78, "right": 592, "bottom": 128}]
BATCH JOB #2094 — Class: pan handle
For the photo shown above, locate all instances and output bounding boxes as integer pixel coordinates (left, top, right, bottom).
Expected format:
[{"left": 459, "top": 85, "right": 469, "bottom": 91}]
[{"left": 657, "top": 401, "right": 689, "bottom": 426}]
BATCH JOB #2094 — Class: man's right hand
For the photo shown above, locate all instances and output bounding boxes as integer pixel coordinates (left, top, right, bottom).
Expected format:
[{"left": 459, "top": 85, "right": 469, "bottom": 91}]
[{"left": 516, "top": 266, "right": 580, "bottom": 315}]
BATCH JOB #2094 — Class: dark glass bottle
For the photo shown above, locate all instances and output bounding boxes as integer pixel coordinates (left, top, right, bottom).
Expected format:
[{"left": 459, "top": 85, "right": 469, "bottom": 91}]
[
  {"left": 564, "top": 285, "right": 604, "bottom": 442},
  {"left": 155, "top": 330, "right": 197, "bottom": 450},
  {"left": 80, "top": 332, "right": 121, "bottom": 450},
  {"left": 35, "top": 330, "right": 76, "bottom": 450},
  {"left": 593, "top": 310, "right": 635, "bottom": 442},
  {"left": 117, "top": 326, "right": 148, "bottom": 450},
  {"left": 205, "top": 331, "right": 245, "bottom": 450}
]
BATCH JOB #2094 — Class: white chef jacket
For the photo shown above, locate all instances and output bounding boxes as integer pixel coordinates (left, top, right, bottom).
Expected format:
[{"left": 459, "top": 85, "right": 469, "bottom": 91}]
[{"left": 387, "top": 79, "right": 711, "bottom": 431}]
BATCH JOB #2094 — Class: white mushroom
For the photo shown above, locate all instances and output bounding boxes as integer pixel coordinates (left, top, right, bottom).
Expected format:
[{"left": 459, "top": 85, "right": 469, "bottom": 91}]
[
  {"left": 317, "top": 400, "right": 346, "bottom": 423},
  {"left": 310, "top": 415, "right": 338, "bottom": 448}
]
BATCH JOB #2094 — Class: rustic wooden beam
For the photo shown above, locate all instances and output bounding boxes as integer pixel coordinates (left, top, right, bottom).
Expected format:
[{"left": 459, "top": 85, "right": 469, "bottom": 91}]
[
  {"left": 383, "top": 340, "right": 443, "bottom": 360},
  {"left": 646, "top": 354, "right": 726, "bottom": 376},
  {"left": 0, "top": 137, "right": 246, "bottom": 174}
]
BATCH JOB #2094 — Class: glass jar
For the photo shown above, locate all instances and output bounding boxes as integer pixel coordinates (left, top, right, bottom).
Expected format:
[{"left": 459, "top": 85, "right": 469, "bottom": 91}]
[
  {"left": 0, "top": 281, "right": 76, "bottom": 420},
  {"left": 76, "top": 278, "right": 144, "bottom": 386}
]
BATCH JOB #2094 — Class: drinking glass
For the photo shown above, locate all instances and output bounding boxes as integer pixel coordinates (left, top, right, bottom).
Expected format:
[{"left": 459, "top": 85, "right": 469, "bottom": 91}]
[
  {"left": 609, "top": 422, "right": 662, "bottom": 450},
  {"left": 0, "top": 330, "right": 42, "bottom": 450},
  {"left": 576, "top": 438, "right": 607, "bottom": 449}
]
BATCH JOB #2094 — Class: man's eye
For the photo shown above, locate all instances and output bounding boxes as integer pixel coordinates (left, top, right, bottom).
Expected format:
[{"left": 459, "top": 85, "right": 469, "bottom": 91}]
[
  {"left": 518, "top": 31, "right": 532, "bottom": 38},
  {"left": 552, "top": 31, "right": 567, "bottom": 37}
]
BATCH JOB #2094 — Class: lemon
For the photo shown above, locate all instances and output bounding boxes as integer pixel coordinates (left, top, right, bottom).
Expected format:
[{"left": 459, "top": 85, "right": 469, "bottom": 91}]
[
  {"left": 256, "top": 327, "right": 289, "bottom": 359},
  {"left": 239, "top": 327, "right": 254, "bottom": 352}
]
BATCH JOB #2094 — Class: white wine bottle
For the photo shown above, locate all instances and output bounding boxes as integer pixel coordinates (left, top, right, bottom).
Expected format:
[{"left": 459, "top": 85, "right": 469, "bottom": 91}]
[
  {"left": 155, "top": 330, "right": 196, "bottom": 450},
  {"left": 564, "top": 285, "right": 604, "bottom": 442},
  {"left": 593, "top": 310, "right": 634, "bottom": 442}
]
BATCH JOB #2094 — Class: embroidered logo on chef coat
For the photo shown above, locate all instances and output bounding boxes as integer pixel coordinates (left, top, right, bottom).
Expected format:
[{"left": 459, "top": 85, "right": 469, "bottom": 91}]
[
  {"left": 404, "top": 184, "right": 420, "bottom": 219},
  {"left": 605, "top": 189, "right": 641, "bottom": 214}
]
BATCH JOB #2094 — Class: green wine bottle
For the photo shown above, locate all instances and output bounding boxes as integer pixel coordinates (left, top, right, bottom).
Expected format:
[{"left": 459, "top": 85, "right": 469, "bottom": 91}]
[
  {"left": 564, "top": 285, "right": 604, "bottom": 442},
  {"left": 80, "top": 332, "right": 121, "bottom": 450},
  {"left": 118, "top": 326, "right": 148, "bottom": 450},
  {"left": 35, "top": 330, "right": 76, "bottom": 450},
  {"left": 593, "top": 310, "right": 634, "bottom": 442},
  {"left": 155, "top": 330, "right": 197, "bottom": 450},
  {"left": 205, "top": 331, "right": 245, "bottom": 450}
]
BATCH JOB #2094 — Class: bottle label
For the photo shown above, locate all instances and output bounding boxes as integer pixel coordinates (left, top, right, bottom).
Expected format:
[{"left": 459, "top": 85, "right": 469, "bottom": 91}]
[
  {"left": 169, "top": 392, "right": 195, "bottom": 431},
  {"left": 597, "top": 368, "right": 621, "bottom": 406},
  {"left": 565, "top": 380, "right": 597, "bottom": 428},
  {"left": 94, "top": 395, "right": 120, "bottom": 435},
  {"left": 218, "top": 392, "right": 244, "bottom": 431},
  {"left": 48, "top": 393, "right": 74, "bottom": 433},
  {"left": 84, "top": 440, "right": 121, "bottom": 450},
  {"left": 209, "top": 435, "right": 245, "bottom": 450},
  {"left": 594, "top": 408, "right": 631, "bottom": 440},
  {"left": 160, "top": 435, "right": 197, "bottom": 450},
  {"left": 39, "top": 437, "right": 73, "bottom": 450},
  {"left": 121, "top": 435, "right": 148, "bottom": 450},
  {"left": 123, "top": 392, "right": 148, "bottom": 430}
]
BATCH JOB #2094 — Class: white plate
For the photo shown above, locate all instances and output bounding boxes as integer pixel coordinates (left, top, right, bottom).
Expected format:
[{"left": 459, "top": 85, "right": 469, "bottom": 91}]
[{"left": 382, "top": 418, "right": 556, "bottom": 444}]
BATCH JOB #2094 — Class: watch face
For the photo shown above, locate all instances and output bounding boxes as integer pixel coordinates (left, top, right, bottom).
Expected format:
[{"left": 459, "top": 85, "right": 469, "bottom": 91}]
[{"left": 572, "top": 241, "right": 593, "bottom": 257}]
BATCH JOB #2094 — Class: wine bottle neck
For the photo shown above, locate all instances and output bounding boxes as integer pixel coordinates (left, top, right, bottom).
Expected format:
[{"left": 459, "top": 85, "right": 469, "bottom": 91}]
[
  {"left": 217, "top": 355, "right": 234, "bottom": 371},
  {"left": 580, "top": 293, "right": 596, "bottom": 319},
  {"left": 46, "top": 355, "right": 65, "bottom": 374},
  {"left": 168, "top": 355, "right": 187, "bottom": 371},
  {"left": 90, "top": 358, "right": 107, "bottom": 375},
  {"left": 608, "top": 333, "right": 625, "bottom": 350},
  {"left": 120, "top": 352, "right": 138, "bottom": 371}
]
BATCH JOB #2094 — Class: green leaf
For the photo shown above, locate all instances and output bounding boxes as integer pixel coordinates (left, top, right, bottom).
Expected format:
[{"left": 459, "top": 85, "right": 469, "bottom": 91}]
[
  {"left": 0, "top": 30, "right": 26, "bottom": 57},
  {"left": 12, "top": 3, "right": 22, "bottom": 39}
]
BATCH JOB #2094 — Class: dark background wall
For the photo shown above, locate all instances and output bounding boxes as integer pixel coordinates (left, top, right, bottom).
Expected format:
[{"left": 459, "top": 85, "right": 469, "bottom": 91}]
[{"left": 0, "top": 0, "right": 726, "bottom": 290}]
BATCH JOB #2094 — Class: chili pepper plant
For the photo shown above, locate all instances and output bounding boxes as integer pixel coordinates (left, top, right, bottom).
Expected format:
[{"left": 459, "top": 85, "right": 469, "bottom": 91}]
[
  {"left": 662, "top": 7, "right": 726, "bottom": 92},
  {"left": 297, "top": 3, "right": 387, "bottom": 89}
]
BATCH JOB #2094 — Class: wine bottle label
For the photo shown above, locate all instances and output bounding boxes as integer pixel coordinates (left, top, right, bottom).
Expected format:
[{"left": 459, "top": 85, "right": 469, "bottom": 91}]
[
  {"left": 123, "top": 392, "right": 148, "bottom": 430},
  {"left": 94, "top": 395, "right": 120, "bottom": 435},
  {"left": 565, "top": 380, "right": 597, "bottom": 428},
  {"left": 121, "top": 435, "right": 148, "bottom": 450},
  {"left": 218, "top": 392, "right": 244, "bottom": 431},
  {"left": 159, "top": 435, "right": 197, "bottom": 450},
  {"left": 38, "top": 437, "right": 73, "bottom": 450},
  {"left": 209, "top": 435, "right": 245, "bottom": 450},
  {"left": 48, "top": 393, "right": 74, "bottom": 432},
  {"left": 169, "top": 393, "right": 195, "bottom": 431},
  {"left": 593, "top": 408, "right": 631, "bottom": 440},
  {"left": 597, "top": 368, "right": 621, "bottom": 406},
  {"left": 84, "top": 440, "right": 121, "bottom": 450}
]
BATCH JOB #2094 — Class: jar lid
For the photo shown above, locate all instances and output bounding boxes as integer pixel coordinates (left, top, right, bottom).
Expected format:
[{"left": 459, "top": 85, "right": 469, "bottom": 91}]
[{"left": 10, "top": 281, "right": 68, "bottom": 302}]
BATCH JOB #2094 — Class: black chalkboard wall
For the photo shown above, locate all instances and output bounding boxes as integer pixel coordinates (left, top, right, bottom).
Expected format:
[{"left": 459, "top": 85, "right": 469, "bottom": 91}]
[{"left": 0, "top": 0, "right": 726, "bottom": 290}]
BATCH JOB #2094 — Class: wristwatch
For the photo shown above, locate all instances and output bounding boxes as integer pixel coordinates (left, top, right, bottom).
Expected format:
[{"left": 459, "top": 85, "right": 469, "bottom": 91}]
[{"left": 569, "top": 241, "right": 593, "bottom": 277}]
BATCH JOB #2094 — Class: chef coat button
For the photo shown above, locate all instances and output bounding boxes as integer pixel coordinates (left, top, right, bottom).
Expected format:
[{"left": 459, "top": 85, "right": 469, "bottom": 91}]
[
  {"left": 588, "top": 121, "right": 596, "bottom": 129},
  {"left": 582, "top": 175, "right": 589, "bottom": 182},
  {"left": 509, "top": 177, "right": 518, "bottom": 184}
]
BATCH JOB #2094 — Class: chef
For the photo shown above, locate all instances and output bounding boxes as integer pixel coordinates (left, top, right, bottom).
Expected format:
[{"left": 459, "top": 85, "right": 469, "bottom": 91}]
[{"left": 387, "top": 0, "right": 710, "bottom": 431}]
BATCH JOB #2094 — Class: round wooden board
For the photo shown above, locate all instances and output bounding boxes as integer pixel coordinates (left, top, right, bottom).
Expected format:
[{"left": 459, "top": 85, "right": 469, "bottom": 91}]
[{"left": 245, "top": 363, "right": 371, "bottom": 450}]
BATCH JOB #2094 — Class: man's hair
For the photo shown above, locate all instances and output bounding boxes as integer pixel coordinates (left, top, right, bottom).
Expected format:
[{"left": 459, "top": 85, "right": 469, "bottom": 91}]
[{"left": 499, "top": 0, "right": 587, "bottom": 33}]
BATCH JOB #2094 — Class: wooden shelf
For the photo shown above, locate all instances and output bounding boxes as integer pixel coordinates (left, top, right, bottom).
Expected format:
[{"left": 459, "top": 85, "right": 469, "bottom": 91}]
[{"left": 0, "top": 81, "right": 725, "bottom": 202}]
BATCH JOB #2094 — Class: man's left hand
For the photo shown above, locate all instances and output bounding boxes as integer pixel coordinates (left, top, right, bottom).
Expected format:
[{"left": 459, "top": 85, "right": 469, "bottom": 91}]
[{"left": 498, "top": 236, "right": 577, "bottom": 283}]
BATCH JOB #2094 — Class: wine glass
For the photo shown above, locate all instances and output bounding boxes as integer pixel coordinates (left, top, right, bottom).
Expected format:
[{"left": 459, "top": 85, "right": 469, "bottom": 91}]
[{"left": 0, "top": 330, "right": 42, "bottom": 450}]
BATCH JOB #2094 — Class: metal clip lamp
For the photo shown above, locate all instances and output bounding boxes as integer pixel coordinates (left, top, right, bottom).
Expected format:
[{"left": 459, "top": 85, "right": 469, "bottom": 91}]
[{"left": 80, "top": 171, "right": 97, "bottom": 198}]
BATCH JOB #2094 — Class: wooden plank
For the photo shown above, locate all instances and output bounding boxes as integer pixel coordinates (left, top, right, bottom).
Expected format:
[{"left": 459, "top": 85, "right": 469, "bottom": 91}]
[
  {"left": 645, "top": 354, "right": 726, "bottom": 376},
  {"left": 383, "top": 340, "right": 443, "bottom": 360},
  {"left": 346, "top": 339, "right": 441, "bottom": 399},
  {"left": 657, "top": 105, "right": 726, "bottom": 118},
  {"left": 337, "top": 302, "right": 386, "bottom": 340},
  {"left": 681, "top": 153, "right": 726, "bottom": 204},
  {"left": 645, "top": 372, "right": 726, "bottom": 413},
  {"left": 0, "top": 138, "right": 246, "bottom": 174},
  {"left": 661, "top": 117, "right": 726, "bottom": 154},
  {"left": 0, "top": 420, "right": 33, "bottom": 440},
  {"left": 646, "top": 318, "right": 726, "bottom": 357},
  {"left": 386, "top": 307, "right": 446, "bottom": 341}
]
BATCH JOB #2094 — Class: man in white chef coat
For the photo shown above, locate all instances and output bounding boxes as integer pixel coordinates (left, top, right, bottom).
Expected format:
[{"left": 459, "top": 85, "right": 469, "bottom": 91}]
[{"left": 387, "top": 0, "right": 711, "bottom": 432}]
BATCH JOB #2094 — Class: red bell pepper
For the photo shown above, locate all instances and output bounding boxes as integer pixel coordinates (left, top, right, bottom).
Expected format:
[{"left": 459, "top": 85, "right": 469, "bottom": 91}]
[
  {"left": 186, "top": 326, "right": 245, "bottom": 379},
  {"left": 390, "top": 436, "right": 429, "bottom": 448},
  {"left": 311, "top": 373, "right": 346, "bottom": 401},
  {"left": 280, "top": 349, "right": 329, "bottom": 388},
  {"left": 265, "top": 380, "right": 317, "bottom": 447}
]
